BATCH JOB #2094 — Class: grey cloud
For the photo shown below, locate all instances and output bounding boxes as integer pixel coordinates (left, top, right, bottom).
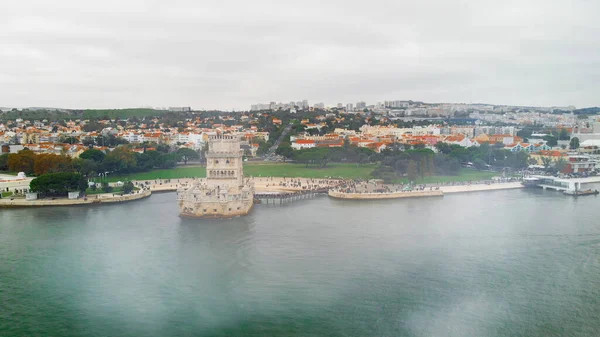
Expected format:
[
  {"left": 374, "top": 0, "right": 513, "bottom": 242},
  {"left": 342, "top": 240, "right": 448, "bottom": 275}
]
[{"left": 0, "top": 0, "right": 598, "bottom": 109}]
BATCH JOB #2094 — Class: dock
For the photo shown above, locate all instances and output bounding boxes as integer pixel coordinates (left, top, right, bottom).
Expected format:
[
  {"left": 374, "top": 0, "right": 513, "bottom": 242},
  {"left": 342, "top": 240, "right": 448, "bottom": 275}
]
[
  {"left": 254, "top": 188, "right": 329, "bottom": 204},
  {"left": 529, "top": 175, "right": 600, "bottom": 193}
]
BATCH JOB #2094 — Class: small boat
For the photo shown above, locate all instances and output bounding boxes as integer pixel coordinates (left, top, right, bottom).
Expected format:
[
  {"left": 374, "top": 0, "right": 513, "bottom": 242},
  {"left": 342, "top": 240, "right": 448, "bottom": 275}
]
[{"left": 563, "top": 189, "right": 599, "bottom": 196}]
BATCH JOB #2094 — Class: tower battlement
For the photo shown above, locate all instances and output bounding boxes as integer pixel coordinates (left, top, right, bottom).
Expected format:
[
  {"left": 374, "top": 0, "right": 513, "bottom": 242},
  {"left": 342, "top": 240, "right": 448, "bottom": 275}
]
[
  {"left": 208, "top": 135, "right": 239, "bottom": 141},
  {"left": 208, "top": 134, "right": 242, "bottom": 154}
]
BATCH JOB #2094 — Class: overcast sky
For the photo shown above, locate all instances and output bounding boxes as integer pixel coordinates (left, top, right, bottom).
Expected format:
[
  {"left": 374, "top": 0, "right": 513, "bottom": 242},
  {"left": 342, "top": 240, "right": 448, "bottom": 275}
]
[{"left": 1, "top": 0, "right": 599, "bottom": 110}]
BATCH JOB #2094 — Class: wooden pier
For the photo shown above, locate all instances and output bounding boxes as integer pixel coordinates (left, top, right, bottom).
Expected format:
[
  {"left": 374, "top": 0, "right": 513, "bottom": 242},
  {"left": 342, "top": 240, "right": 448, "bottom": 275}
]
[{"left": 254, "top": 188, "right": 329, "bottom": 205}]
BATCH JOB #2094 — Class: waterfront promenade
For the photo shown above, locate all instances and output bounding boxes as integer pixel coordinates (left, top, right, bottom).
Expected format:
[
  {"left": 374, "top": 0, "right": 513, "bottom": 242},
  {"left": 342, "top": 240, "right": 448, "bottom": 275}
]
[
  {"left": 136, "top": 177, "right": 342, "bottom": 193},
  {"left": 329, "top": 179, "right": 523, "bottom": 200},
  {"left": 0, "top": 173, "right": 33, "bottom": 193},
  {"left": 0, "top": 176, "right": 523, "bottom": 208},
  {"left": 0, "top": 189, "right": 151, "bottom": 207}
]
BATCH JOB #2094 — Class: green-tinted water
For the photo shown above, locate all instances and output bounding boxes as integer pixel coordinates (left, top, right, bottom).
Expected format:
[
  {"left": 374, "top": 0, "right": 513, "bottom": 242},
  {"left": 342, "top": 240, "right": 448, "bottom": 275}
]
[{"left": 1, "top": 189, "right": 600, "bottom": 336}]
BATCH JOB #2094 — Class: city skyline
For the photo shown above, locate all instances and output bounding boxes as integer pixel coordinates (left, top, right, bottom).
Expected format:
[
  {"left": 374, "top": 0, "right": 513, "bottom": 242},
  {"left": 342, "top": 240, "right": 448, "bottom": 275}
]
[
  {"left": 0, "top": 98, "right": 584, "bottom": 113},
  {"left": 1, "top": 0, "right": 599, "bottom": 110}
]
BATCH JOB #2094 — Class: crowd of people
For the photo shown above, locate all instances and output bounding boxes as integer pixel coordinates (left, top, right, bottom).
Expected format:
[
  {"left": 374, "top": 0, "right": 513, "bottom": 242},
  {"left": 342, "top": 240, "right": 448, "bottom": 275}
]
[
  {"left": 332, "top": 177, "right": 522, "bottom": 195},
  {"left": 255, "top": 177, "right": 340, "bottom": 191},
  {"left": 131, "top": 176, "right": 523, "bottom": 196}
]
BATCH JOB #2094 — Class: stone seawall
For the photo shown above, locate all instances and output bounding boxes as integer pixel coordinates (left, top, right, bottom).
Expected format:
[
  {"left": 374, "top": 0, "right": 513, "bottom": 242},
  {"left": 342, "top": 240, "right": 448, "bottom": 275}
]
[
  {"left": 328, "top": 182, "right": 524, "bottom": 200},
  {"left": 439, "top": 182, "right": 523, "bottom": 194},
  {"left": 0, "top": 190, "right": 152, "bottom": 208},
  {"left": 178, "top": 198, "right": 254, "bottom": 218},
  {"left": 328, "top": 190, "right": 444, "bottom": 200}
]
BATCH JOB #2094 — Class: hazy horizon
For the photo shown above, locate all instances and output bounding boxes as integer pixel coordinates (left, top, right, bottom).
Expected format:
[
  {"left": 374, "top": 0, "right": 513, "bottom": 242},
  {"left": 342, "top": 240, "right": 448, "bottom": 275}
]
[{"left": 1, "top": 0, "right": 599, "bottom": 110}]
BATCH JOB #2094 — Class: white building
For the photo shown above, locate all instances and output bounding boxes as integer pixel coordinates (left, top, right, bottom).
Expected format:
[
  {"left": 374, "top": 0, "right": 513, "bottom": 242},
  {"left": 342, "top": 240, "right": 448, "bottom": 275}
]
[
  {"left": 291, "top": 139, "right": 316, "bottom": 150},
  {"left": 122, "top": 132, "right": 141, "bottom": 143}
]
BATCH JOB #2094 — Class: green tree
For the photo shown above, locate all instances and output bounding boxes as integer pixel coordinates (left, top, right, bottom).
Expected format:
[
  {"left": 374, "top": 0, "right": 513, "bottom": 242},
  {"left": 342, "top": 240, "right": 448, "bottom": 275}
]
[
  {"left": 82, "top": 121, "right": 103, "bottom": 132},
  {"left": 569, "top": 137, "right": 580, "bottom": 150},
  {"left": 394, "top": 159, "right": 407, "bottom": 176},
  {"left": 434, "top": 142, "right": 453, "bottom": 154},
  {"left": 155, "top": 153, "right": 179, "bottom": 169},
  {"left": 256, "top": 140, "right": 270, "bottom": 156},
  {"left": 122, "top": 181, "right": 134, "bottom": 194},
  {"left": 275, "top": 142, "right": 294, "bottom": 159},
  {"left": 60, "top": 136, "right": 79, "bottom": 144},
  {"left": 544, "top": 135, "right": 558, "bottom": 147},
  {"left": 406, "top": 160, "right": 418, "bottom": 182},
  {"left": 72, "top": 158, "right": 98, "bottom": 177},
  {"left": 558, "top": 128, "right": 570, "bottom": 141},
  {"left": 101, "top": 181, "right": 113, "bottom": 193},
  {"left": 176, "top": 148, "right": 200, "bottom": 164},
  {"left": 82, "top": 138, "right": 96, "bottom": 147},
  {"left": 541, "top": 157, "right": 552, "bottom": 171},
  {"left": 79, "top": 149, "right": 106, "bottom": 162},
  {"left": 103, "top": 146, "right": 137, "bottom": 173},
  {"left": 0, "top": 153, "right": 8, "bottom": 171},
  {"left": 29, "top": 172, "right": 87, "bottom": 197}
]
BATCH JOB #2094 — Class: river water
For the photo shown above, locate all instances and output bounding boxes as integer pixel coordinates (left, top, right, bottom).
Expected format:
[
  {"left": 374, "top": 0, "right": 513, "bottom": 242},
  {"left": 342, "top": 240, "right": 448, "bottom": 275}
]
[{"left": 1, "top": 189, "right": 600, "bottom": 337}]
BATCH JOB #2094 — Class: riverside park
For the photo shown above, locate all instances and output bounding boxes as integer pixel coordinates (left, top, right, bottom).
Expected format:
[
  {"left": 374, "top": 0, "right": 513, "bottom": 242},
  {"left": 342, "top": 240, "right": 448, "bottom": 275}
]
[{"left": 102, "top": 163, "right": 497, "bottom": 184}]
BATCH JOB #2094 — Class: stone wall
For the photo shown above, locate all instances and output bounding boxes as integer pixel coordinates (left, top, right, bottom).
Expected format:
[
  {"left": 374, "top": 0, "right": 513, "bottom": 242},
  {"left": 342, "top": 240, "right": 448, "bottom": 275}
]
[
  {"left": 328, "top": 190, "right": 444, "bottom": 200},
  {"left": 0, "top": 190, "right": 151, "bottom": 208},
  {"left": 179, "top": 198, "right": 253, "bottom": 218}
]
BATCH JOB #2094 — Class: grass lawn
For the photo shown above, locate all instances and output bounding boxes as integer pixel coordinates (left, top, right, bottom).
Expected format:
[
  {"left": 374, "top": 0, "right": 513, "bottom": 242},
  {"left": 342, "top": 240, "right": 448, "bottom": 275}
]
[
  {"left": 390, "top": 168, "right": 498, "bottom": 184},
  {"left": 106, "top": 163, "right": 378, "bottom": 181},
  {"left": 244, "top": 163, "right": 377, "bottom": 179},
  {"left": 106, "top": 167, "right": 206, "bottom": 182},
  {"left": 104, "top": 164, "right": 497, "bottom": 184},
  {"left": 1, "top": 191, "right": 13, "bottom": 198}
]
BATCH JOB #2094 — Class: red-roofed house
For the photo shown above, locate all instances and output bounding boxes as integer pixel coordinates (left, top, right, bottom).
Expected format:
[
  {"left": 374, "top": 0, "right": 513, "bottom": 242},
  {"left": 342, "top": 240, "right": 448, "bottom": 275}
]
[{"left": 292, "top": 139, "right": 316, "bottom": 150}]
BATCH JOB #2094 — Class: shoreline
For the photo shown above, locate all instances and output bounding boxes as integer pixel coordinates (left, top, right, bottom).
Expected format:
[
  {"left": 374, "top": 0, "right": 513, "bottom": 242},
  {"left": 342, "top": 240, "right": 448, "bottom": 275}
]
[
  {"left": 329, "top": 181, "right": 523, "bottom": 200},
  {"left": 0, "top": 178, "right": 524, "bottom": 208},
  {"left": 0, "top": 189, "right": 151, "bottom": 208},
  {"left": 439, "top": 182, "right": 523, "bottom": 194}
]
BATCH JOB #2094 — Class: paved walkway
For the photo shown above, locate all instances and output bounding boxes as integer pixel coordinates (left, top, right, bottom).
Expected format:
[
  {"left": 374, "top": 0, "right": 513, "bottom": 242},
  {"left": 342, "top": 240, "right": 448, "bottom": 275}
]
[
  {"left": 134, "top": 177, "right": 343, "bottom": 193},
  {"left": 0, "top": 190, "right": 151, "bottom": 207},
  {"left": 330, "top": 180, "right": 523, "bottom": 200}
]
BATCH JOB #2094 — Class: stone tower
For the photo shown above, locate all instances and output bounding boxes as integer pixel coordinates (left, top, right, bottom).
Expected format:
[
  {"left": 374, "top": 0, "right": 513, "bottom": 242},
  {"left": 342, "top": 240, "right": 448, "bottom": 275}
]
[
  {"left": 177, "top": 134, "right": 254, "bottom": 218},
  {"left": 205, "top": 135, "right": 244, "bottom": 189}
]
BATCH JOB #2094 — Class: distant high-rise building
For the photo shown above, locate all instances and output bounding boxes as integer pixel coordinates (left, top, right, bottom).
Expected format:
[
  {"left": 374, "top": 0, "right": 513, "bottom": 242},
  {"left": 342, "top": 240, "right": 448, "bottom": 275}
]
[
  {"left": 337, "top": 103, "right": 343, "bottom": 109},
  {"left": 356, "top": 101, "right": 366, "bottom": 110},
  {"left": 250, "top": 103, "right": 271, "bottom": 111},
  {"left": 346, "top": 103, "right": 353, "bottom": 111},
  {"left": 384, "top": 100, "right": 409, "bottom": 108},
  {"left": 313, "top": 102, "right": 325, "bottom": 109}
]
